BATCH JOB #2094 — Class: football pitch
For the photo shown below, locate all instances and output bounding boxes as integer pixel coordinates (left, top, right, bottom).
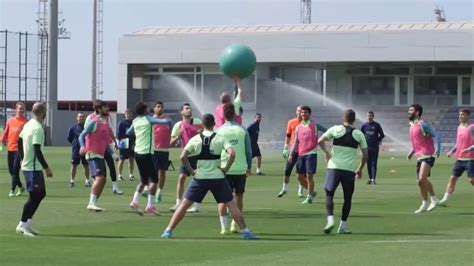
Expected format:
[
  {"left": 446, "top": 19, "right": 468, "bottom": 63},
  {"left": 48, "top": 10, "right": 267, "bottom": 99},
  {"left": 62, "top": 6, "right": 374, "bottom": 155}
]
[{"left": 0, "top": 147, "right": 472, "bottom": 266}]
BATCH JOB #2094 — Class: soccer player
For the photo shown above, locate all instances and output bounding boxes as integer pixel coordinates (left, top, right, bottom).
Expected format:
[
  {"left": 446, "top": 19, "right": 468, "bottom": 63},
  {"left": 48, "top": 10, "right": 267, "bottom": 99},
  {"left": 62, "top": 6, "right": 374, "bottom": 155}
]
[
  {"left": 215, "top": 78, "right": 243, "bottom": 127},
  {"left": 247, "top": 113, "right": 264, "bottom": 175},
  {"left": 289, "top": 106, "right": 327, "bottom": 204},
  {"left": 360, "top": 111, "right": 385, "bottom": 185},
  {"left": 169, "top": 103, "right": 203, "bottom": 212},
  {"left": 127, "top": 101, "right": 172, "bottom": 214},
  {"left": 1, "top": 102, "right": 27, "bottom": 197},
  {"left": 217, "top": 103, "right": 252, "bottom": 234},
  {"left": 407, "top": 104, "right": 441, "bottom": 213},
  {"left": 16, "top": 102, "right": 52, "bottom": 237},
  {"left": 67, "top": 112, "right": 90, "bottom": 187},
  {"left": 439, "top": 108, "right": 474, "bottom": 206},
  {"left": 79, "top": 100, "right": 114, "bottom": 211},
  {"left": 117, "top": 108, "right": 136, "bottom": 181},
  {"left": 161, "top": 114, "right": 257, "bottom": 240},
  {"left": 278, "top": 105, "right": 307, "bottom": 198},
  {"left": 152, "top": 101, "right": 172, "bottom": 203},
  {"left": 318, "top": 109, "right": 368, "bottom": 234}
]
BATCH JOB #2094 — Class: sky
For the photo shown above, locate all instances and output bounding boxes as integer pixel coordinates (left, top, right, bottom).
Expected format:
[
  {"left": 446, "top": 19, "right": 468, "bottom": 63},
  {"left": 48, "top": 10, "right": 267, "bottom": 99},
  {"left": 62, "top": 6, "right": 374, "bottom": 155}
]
[{"left": 0, "top": 0, "right": 472, "bottom": 100}]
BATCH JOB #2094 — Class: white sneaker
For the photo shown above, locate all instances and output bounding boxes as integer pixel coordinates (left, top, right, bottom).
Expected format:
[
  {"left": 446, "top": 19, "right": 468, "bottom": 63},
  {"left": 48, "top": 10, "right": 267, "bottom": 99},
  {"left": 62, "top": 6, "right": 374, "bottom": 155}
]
[
  {"left": 27, "top": 224, "right": 40, "bottom": 235},
  {"left": 113, "top": 189, "right": 123, "bottom": 195},
  {"left": 414, "top": 204, "right": 428, "bottom": 214},
  {"left": 427, "top": 200, "right": 438, "bottom": 212},
  {"left": 230, "top": 221, "right": 238, "bottom": 233},
  {"left": 16, "top": 225, "right": 35, "bottom": 237},
  {"left": 169, "top": 204, "right": 179, "bottom": 212},
  {"left": 87, "top": 204, "right": 105, "bottom": 212},
  {"left": 186, "top": 206, "right": 200, "bottom": 213}
]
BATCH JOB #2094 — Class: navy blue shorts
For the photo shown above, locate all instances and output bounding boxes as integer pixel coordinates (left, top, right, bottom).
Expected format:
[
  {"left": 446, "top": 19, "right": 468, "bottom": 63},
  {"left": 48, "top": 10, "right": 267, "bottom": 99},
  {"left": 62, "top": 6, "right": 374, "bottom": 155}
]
[
  {"left": 23, "top": 171, "right": 46, "bottom": 193},
  {"left": 226, "top": 174, "right": 247, "bottom": 194},
  {"left": 71, "top": 150, "right": 88, "bottom": 166},
  {"left": 135, "top": 153, "right": 158, "bottom": 184},
  {"left": 324, "top": 169, "right": 355, "bottom": 193},
  {"left": 296, "top": 154, "right": 317, "bottom": 174},
  {"left": 251, "top": 143, "right": 261, "bottom": 158},
  {"left": 119, "top": 148, "right": 134, "bottom": 160},
  {"left": 179, "top": 157, "right": 197, "bottom": 176},
  {"left": 153, "top": 151, "right": 170, "bottom": 171},
  {"left": 284, "top": 154, "right": 298, "bottom": 176},
  {"left": 88, "top": 158, "right": 107, "bottom": 178},
  {"left": 184, "top": 178, "right": 234, "bottom": 203},
  {"left": 452, "top": 160, "right": 474, "bottom": 178},
  {"left": 416, "top": 157, "right": 435, "bottom": 177}
]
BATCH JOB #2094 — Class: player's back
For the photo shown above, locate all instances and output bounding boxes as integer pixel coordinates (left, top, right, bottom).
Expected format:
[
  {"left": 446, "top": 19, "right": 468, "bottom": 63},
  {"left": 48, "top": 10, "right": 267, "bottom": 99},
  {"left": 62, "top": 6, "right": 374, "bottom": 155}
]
[{"left": 218, "top": 122, "right": 249, "bottom": 175}]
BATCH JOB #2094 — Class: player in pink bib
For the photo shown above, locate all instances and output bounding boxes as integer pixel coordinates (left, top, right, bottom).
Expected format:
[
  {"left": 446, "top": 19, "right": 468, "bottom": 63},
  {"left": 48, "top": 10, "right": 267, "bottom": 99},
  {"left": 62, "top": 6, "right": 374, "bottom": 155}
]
[
  {"left": 169, "top": 103, "right": 203, "bottom": 212},
  {"left": 215, "top": 77, "right": 243, "bottom": 128},
  {"left": 153, "top": 101, "right": 173, "bottom": 204},
  {"left": 439, "top": 108, "right": 474, "bottom": 206},
  {"left": 407, "top": 104, "right": 441, "bottom": 214}
]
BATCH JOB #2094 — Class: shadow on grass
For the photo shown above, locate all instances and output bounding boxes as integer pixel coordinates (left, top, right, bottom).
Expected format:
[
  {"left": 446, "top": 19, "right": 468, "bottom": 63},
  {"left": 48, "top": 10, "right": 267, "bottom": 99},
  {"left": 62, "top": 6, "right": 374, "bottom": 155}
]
[
  {"left": 453, "top": 212, "right": 474, "bottom": 216},
  {"left": 353, "top": 232, "right": 447, "bottom": 236},
  {"left": 257, "top": 232, "right": 324, "bottom": 238},
  {"left": 42, "top": 233, "right": 136, "bottom": 239}
]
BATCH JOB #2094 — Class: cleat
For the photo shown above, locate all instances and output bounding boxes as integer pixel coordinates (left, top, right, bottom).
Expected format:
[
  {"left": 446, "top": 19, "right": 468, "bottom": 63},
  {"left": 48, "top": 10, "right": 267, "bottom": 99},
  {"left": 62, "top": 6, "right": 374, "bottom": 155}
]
[
  {"left": 427, "top": 200, "right": 438, "bottom": 212},
  {"left": 129, "top": 175, "right": 136, "bottom": 181},
  {"left": 27, "top": 223, "right": 40, "bottom": 235},
  {"left": 113, "top": 189, "right": 123, "bottom": 195},
  {"left": 87, "top": 204, "right": 105, "bottom": 212},
  {"left": 242, "top": 231, "right": 259, "bottom": 240},
  {"left": 9, "top": 190, "right": 16, "bottom": 197},
  {"left": 130, "top": 202, "right": 144, "bottom": 215},
  {"left": 372, "top": 180, "right": 377, "bottom": 185},
  {"left": 256, "top": 172, "right": 265, "bottom": 176},
  {"left": 16, "top": 225, "right": 35, "bottom": 237},
  {"left": 324, "top": 223, "right": 335, "bottom": 234},
  {"left": 301, "top": 192, "right": 316, "bottom": 204},
  {"left": 155, "top": 194, "right": 162, "bottom": 204},
  {"left": 220, "top": 228, "right": 230, "bottom": 235},
  {"left": 145, "top": 206, "right": 160, "bottom": 215},
  {"left": 337, "top": 228, "right": 352, "bottom": 235},
  {"left": 414, "top": 204, "right": 428, "bottom": 214},
  {"left": 118, "top": 175, "right": 124, "bottom": 181},
  {"left": 277, "top": 190, "right": 287, "bottom": 198},
  {"left": 69, "top": 181, "right": 75, "bottom": 188},
  {"left": 84, "top": 180, "right": 92, "bottom": 187},
  {"left": 161, "top": 229, "right": 172, "bottom": 239},
  {"left": 169, "top": 204, "right": 179, "bottom": 212},
  {"left": 297, "top": 191, "right": 305, "bottom": 198},
  {"left": 438, "top": 198, "right": 448, "bottom": 207},
  {"left": 15, "top": 187, "right": 25, "bottom": 196},
  {"left": 230, "top": 221, "right": 239, "bottom": 234},
  {"left": 366, "top": 180, "right": 372, "bottom": 185},
  {"left": 186, "top": 206, "right": 200, "bottom": 213}
]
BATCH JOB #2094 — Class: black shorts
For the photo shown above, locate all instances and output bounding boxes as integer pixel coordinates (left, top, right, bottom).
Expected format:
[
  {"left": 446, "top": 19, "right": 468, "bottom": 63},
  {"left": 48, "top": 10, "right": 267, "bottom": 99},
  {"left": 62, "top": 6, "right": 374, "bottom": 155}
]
[
  {"left": 284, "top": 154, "right": 298, "bottom": 176},
  {"left": 88, "top": 158, "right": 107, "bottom": 178},
  {"left": 184, "top": 178, "right": 234, "bottom": 203},
  {"left": 135, "top": 153, "right": 158, "bottom": 184},
  {"left": 416, "top": 157, "right": 435, "bottom": 177},
  {"left": 296, "top": 154, "right": 317, "bottom": 174},
  {"left": 324, "top": 169, "right": 355, "bottom": 193},
  {"left": 153, "top": 151, "right": 170, "bottom": 171},
  {"left": 119, "top": 148, "right": 134, "bottom": 160},
  {"left": 23, "top": 171, "right": 46, "bottom": 193},
  {"left": 226, "top": 174, "right": 247, "bottom": 194},
  {"left": 452, "top": 160, "right": 474, "bottom": 178},
  {"left": 179, "top": 157, "right": 198, "bottom": 176},
  {"left": 251, "top": 143, "right": 261, "bottom": 158},
  {"left": 71, "top": 150, "right": 88, "bottom": 166}
]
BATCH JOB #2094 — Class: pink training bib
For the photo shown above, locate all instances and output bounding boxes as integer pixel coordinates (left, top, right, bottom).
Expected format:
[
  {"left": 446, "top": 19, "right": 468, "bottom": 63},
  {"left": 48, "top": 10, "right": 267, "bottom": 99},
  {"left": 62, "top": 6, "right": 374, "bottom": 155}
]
[
  {"left": 179, "top": 120, "right": 201, "bottom": 147},
  {"left": 409, "top": 120, "right": 435, "bottom": 158},
  {"left": 154, "top": 115, "right": 171, "bottom": 150},
  {"left": 456, "top": 124, "right": 474, "bottom": 159},
  {"left": 296, "top": 120, "right": 318, "bottom": 155},
  {"left": 85, "top": 115, "right": 110, "bottom": 156}
]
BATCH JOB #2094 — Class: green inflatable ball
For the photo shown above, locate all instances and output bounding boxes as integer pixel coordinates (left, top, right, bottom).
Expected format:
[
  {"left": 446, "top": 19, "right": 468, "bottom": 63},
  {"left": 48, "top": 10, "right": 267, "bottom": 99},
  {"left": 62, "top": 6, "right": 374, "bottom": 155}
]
[{"left": 219, "top": 44, "right": 257, "bottom": 79}]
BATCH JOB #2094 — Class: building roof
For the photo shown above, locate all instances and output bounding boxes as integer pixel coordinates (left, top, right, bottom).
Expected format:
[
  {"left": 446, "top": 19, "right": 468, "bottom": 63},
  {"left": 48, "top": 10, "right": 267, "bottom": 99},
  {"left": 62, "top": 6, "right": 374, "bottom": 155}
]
[{"left": 130, "top": 21, "right": 473, "bottom": 36}]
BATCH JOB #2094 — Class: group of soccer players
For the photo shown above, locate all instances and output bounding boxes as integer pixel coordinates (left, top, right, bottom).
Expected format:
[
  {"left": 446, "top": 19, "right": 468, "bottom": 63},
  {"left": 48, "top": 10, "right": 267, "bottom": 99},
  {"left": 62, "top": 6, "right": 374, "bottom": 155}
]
[{"left": 3, "top": 89, "right": 472, "bottom": 238}]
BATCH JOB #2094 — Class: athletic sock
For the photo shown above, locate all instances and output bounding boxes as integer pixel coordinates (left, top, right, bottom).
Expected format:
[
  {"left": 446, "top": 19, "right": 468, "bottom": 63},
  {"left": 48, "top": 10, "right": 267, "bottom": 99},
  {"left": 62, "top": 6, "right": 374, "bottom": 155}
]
[
  {"left": 18, "top": 221, "right": 28, "bottom": 228},
  {"left": 133, "top": 191, "right": 141, "bottom": 204},
  {"left": 89, "top": 194, "right": 97, "bottom": 205},
  {"left": 442, "top": 192, "right": 451, "bottom": 201},
  {"left": 256, "top": 168, "right": 261, "bottom": 173},
  {"left": 339, "top": 220, "right": 346, "bottom": 229},
  {"left": 219, "top": 215, "right": 228, "bottom": 227},
  {"left": 147, "top": 195, "right": 155, "bottom": 208},
  {"left": 297, "top": 184, "right": 303, "bottom": 193},
  {"left": 430, "top": 195, "right": 438, "bottom": 202},
  {"left": 176, "top": 198, "right": 181, "bottom": 205},
  {"left": 194, "top": 202, "right": 201, "bottom": 210},
  {"left": 157, "top": 188, "right": 162, "bottom": 196},
  {"left": 112, "top": 181, "right": 118, "bottom": 191},
  {"left": 327, "top": 215, "right": 334, "bottom": 225},
  {"left": 422, "top": 200, "right": 429, "bottom": 208},
  {"left": 282, "top": 183, "right": 289, "bottom": 191},
  {"left": 242, "top": 227, "right": 250, "bottom": 233},
  {"left": 70, "top": 179, "right": 74, "bottom": 183}
]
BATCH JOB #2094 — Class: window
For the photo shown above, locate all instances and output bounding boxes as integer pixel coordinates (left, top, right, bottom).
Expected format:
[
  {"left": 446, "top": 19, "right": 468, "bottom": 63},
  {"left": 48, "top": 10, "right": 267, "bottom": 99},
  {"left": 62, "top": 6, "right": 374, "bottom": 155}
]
[
  {"left": 414, "top": 67, "right": 433, "bottom": 75},
  {"left": 374, "top": 66, "right": 409, "bottom": 75},
  {"left": 352, "top": 77, "right": 394, "bottom": 106},
  {"left": 414, "top": 77, "right": 457, "bottom": 106},
  {"left": 436, "top": 67, "right": 472, "bottom": 75},
  {"left": 462, "top": 77, "right": 471, "bottom": 105},
  {"left": 146, "top": 74, "right": 195, "bottom": 102}
]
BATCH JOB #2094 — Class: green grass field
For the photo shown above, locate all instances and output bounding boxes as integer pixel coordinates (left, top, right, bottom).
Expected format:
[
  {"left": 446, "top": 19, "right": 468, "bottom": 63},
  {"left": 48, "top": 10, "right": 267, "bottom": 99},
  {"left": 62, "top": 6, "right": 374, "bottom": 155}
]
[{"left": 0, "top": 148, "right": 472, "bottom": 265}]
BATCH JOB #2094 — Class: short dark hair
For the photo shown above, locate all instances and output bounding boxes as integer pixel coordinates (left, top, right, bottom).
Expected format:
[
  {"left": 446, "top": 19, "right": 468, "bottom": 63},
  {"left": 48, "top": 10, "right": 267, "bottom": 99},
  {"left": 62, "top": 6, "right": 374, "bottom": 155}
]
[
  {"left": 460, "top": 108, "right": 470, "bottom": 115},
  {"left": 343, "top": 109, "right": 356, "bottom": 124},
  {"left": 135, "top": 101, "right": 148, "bottom": 116},
  {"left": 181, "top": 103, "right": 190, "bottom": 111},
  {"left": 93, "top": 100, "right": 108, "bottom": 113},
  {"left": 124, "top": 108, "right": 133, "bottom": 114},
  {"left": 300, "top": 105, "right": 312, "bottom": 114},
  {"left": 202, "top": 113, "right": 215, "bottom": 129},
  {"left": 367, "top": 111, "right": 374, "bottom": 116},
  {"left": 410, "top": 104, "right": 423, "bottom": 117},
  {"left": 223, "top": 103, "right": 235, "bottom": 121},
  {"left": 15, "top": 102, "right": 25, "bottom": 108},
  {"left": 255, "top": 113, "right": 261, "bottom": 117},
  {"left": 155, "top": 101, "right": 164, "bottom": 107}
]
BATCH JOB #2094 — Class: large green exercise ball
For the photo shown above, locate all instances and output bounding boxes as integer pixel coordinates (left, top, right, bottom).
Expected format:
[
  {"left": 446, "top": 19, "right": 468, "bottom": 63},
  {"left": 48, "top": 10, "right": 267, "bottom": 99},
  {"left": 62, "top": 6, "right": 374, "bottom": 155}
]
[{"left": 219, "top": 44, "right": 257, "bottom": 79}]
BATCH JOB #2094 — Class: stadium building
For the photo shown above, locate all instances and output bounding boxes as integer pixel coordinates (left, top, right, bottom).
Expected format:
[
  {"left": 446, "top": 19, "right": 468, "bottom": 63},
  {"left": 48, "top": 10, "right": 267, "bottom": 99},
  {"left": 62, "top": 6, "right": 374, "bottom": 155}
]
[{"left": 118, "top": 21, "right": 474, "bottom": 149}]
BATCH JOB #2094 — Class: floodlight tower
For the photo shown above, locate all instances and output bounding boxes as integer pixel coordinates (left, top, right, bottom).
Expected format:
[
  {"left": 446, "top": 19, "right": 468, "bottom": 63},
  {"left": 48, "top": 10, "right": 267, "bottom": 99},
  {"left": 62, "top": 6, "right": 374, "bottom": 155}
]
[
  {"left": 301, "top": 0, "right": 311, "bottom": 24},
  {"left": 434, "top": 6, "right": 446, "bottom": 22},
  {"left": 92, "top": 0, "right": 104, "bottom": 100}
]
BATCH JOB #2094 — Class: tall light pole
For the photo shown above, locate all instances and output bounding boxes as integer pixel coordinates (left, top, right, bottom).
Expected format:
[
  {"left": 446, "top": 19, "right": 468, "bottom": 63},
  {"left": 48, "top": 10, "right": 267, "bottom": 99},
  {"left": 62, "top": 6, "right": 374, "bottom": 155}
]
[
  {"left": 47, "top": 0, "right": 58, "bottom": 144},
  {"left": 91, "top": 0, "right": 97, "bottom": 100}
]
